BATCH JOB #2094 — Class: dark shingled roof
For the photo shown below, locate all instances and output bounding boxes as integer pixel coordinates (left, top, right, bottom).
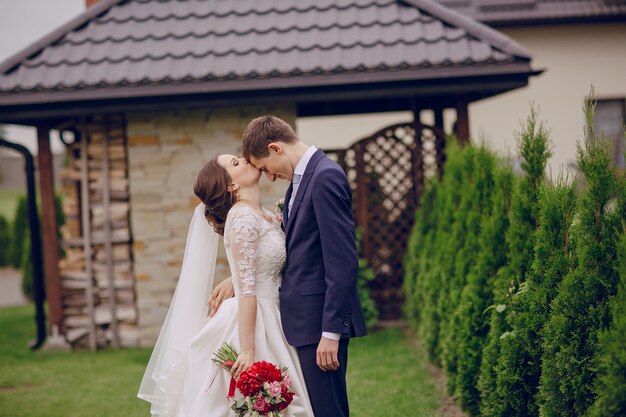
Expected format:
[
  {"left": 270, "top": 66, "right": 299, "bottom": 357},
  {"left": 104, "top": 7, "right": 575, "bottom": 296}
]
[
  {"left": 436, "top": 0, "right": 626, "bottom": 26},
  {"left": 0, "top": 0, "right": 536, "bottom": 115}
]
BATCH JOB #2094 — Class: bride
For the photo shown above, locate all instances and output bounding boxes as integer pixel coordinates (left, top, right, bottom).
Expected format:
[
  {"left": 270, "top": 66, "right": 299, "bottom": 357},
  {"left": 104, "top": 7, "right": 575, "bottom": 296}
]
[{"left": 138, "top": 154, "right": 314, "bottom": 417}]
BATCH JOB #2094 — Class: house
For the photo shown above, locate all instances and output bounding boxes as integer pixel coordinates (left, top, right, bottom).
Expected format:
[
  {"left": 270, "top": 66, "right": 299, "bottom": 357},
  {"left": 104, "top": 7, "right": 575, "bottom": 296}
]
[
  {"left": 0, "top": 0, "right": 538, "bottom": 348},
  {"left": 434, "top": 0, "right": 626, "bottom": 171}
]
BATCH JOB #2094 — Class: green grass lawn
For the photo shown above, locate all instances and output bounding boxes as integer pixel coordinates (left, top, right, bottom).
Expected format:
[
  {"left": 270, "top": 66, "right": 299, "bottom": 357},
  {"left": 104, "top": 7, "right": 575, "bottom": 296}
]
[
  {"left": 0, "top": 305, "right": 441, "bottom": 417},
  {"left": 0, "top": 188, "right": 24, "bottom": 221}
]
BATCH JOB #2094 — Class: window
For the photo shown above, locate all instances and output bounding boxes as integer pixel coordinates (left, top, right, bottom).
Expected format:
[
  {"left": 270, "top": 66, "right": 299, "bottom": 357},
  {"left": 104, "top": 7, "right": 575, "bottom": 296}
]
[{"left": 593, "top": 99, "right": 626, "bottom": 168}]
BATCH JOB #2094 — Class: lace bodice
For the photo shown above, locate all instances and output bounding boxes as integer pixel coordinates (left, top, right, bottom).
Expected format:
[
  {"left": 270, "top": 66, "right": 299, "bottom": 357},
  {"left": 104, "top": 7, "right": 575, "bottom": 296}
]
[{"left": 224, "top": 205, "right": 285, "bottom": 299}]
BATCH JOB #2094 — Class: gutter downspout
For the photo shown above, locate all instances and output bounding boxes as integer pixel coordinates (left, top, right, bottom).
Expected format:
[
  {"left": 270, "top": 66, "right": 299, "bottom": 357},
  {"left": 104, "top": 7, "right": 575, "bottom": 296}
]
[{"left": 0, "top": 137, "right": 46, "bottom": 350}]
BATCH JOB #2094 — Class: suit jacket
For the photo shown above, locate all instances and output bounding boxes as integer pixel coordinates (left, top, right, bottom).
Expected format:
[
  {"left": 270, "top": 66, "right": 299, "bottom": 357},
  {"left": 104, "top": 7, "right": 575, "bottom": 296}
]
[{"left": 280, "top": 149, "right": 367, "bottom": 347}]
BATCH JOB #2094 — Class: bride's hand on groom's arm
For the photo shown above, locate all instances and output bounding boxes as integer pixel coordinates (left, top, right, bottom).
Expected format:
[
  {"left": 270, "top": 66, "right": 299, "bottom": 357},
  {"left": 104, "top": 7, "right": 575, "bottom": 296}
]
[
  {"left": 317, "top": 337, "right": 340, "bottom": 372},
  {"left": 208, "top": 278, "right": 235, "bottom": 317}
]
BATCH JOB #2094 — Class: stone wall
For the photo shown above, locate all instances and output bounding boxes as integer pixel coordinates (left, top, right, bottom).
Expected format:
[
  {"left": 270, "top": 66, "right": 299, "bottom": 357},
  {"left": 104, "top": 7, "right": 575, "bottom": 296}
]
[{"left": 127, "top": 105, "right": 294, "bottom": 346}]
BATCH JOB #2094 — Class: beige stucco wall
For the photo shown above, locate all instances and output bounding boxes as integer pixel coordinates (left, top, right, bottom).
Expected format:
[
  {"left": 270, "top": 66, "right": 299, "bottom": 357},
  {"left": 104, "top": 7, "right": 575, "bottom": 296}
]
[
  {"left": 470, "top": 23, "right": 626, "bottom": 176},
  {"left": 127, "top": 105, "right": 294, "bottom": 346}
]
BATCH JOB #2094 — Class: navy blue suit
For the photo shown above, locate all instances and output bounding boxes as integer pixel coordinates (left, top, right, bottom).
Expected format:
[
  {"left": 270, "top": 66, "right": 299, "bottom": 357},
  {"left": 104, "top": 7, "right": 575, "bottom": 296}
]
[{"left": 280, "top": 149, "right": 367, "bottom": 417}]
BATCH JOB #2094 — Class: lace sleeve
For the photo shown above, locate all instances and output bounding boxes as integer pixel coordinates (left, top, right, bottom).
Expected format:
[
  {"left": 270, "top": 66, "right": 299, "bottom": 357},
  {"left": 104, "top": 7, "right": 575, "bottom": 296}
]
[{"left": 227, "top": 209, "right": 261, "bottom": 297}]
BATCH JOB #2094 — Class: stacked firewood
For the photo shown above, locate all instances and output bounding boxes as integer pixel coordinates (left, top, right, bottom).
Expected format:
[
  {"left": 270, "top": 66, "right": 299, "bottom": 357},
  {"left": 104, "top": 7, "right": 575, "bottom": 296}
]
[{"left": 58, "top": 115, "right": 138, "bottom": 349}]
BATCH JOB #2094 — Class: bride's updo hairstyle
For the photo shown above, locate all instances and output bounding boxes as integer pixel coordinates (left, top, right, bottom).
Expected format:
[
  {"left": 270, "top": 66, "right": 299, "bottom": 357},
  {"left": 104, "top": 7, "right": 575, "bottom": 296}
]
[{"left": 194, "top": 156, "right": 237, "bottom": 235}]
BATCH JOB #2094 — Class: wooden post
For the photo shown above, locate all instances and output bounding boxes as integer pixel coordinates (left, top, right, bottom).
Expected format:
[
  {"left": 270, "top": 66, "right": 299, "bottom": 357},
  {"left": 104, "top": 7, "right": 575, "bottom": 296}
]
[
  {"left": 455, "top": 98, "right": 470, "bottom": 145},
  {"left": 412, "top": 107, "right": 425, "bottom": 203},
  {"left": 103, "top": 116, "right": 120, "bottom": 347},
  {"left": 354, "top": 142, "right": 369, "bottom": 260},
  {"left": 80, "top": 119, "right": 98, "bottom": 351},
  {"left": 36, "top": 125, "right": 64, "bottom": 335},
  {"left": 433, "top": 107, "right": 446, "bottom": 180}
]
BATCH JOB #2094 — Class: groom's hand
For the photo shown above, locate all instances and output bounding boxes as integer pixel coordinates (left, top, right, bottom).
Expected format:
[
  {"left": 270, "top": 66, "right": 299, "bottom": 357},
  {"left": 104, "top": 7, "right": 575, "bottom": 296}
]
[
  {"left": 317, "top": 337, "right": 340, "bottom": 371},
  {"left": 208, "top": 278, "right": 234, "bottom": 317}
]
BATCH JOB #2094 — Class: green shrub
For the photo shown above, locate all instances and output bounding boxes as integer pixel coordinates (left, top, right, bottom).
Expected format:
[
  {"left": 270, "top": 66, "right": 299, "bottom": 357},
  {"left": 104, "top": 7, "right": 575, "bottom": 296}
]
[
  {"left": 492, "top": 179, "right": 577, "bottom": 417},
  {"left": 538, "top": 100, "right": 624, "bottom": 417},
  {"left": 356, "top": 229, "right": 379, "bottom": 329},
  {"left": 19, "top": 193, "right": 63, "bottom": 300},
  {"left": 442, "top": 145, "right": 496, "bottom": 396},
  {"left": 20, "top": 237, "right": 35, "bottom": 300},
  {"left": 8, "top": 196, "right": 27, "bottom": 268},
  {"left": 453, "top": 162, "right": 514, "bottom": 415},
  {"left": 0, "top": 214, "right": 10, "bottom": 266},
  {"left": 478, "top": 108, "right": 550, "bottom": 417},
  {"left": 415, "top": 138, "right": 468, "bottom": 363},
  {"left": 587, "top": 230, "right": 626, "bottom": 417},
  {"left": 403, "top": 177, "right": 440, "bottom": 326}
]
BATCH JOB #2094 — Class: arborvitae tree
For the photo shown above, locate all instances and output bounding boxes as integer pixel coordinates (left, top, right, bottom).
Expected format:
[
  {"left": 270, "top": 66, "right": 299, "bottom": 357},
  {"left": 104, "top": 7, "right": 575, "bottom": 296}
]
[
  {"left": 539, "top": 100, "right": 623, "bottom": 417},
  {"left": 433, "top": 144, "right": 477, "bottom": 365},
  {"left": 404, "top": 177, "right": 440, "bottom": 326},
  {"left": 442, "top": 145, "right": 496, "bottom": 395},
  {"left": 453, "top": 162, "right": 514, "bottom": 415},
  {"left": 8, "top": 195, "right": 27, "bottom": 268},
  {"left": 492, "top": 178, "right": 577, "bottom": 417},
  {"left": 587, "top": 229, "right": 626, "bottom": 417},
  {"left": 418, "top": 138, "right": 467, "bottom": 362},
  {"left": 478, "top": 108, "right": 550, "bottom": 417},
  {"left": 0, "top": 214, "right": 10, "bottom": 266}
]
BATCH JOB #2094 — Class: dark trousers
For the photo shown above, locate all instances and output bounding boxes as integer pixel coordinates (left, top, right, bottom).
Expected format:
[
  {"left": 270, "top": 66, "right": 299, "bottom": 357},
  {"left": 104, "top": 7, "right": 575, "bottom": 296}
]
[{"left": 296, "top": 339, "right": 350, "bottom": 417}]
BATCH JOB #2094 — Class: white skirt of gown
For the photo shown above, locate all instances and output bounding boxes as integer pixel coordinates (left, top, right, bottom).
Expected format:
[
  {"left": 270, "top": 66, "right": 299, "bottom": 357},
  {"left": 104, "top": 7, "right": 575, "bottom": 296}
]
[{"left": 178, "top": 294, "right": 314, "bottom": 417}]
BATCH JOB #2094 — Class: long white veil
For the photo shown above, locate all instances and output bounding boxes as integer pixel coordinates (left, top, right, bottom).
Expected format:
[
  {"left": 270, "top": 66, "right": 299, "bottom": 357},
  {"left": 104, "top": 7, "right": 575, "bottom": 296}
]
[{"left": 138, "top": 203, "right": 219, "bottom": 416}]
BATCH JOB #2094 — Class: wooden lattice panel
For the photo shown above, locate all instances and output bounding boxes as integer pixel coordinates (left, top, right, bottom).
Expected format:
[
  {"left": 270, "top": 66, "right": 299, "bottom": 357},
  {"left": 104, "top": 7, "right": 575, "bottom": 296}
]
[{"left": 327, "top": 122, "right": 444, "bottom": 320}]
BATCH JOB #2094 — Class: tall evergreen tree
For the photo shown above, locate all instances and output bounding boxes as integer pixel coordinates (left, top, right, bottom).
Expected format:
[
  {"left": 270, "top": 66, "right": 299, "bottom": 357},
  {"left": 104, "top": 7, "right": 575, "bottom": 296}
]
[
  {"left": 0, "top": 215, "right": 10, "bottom": 266},
  {"left": 418, "top": 138, "right": 467, "bottom": 362},
  {"left": 539, "top": 99, "right": 623, "bottom": 417},
  {"left": 8, "top": 196, "right": 28, "bottom": 268},
  {"left": 433, "top": 144, "right": 476, "bottom": 365},
  {"left": 478, "top": 108, "right": 550, "bottom": 417},
  {"left": 453, "top": 162, "right": 514, "bottom": 415},
  {"left": 404, "top": 177, "right": 440, "bottom": 326},
  {"left": 442, "top": 145, "right": 496, "bottom": 395},
  {"left": 587, "top": 227, "right": 626, "bottom": 417},
  {"left": 493, "top": 178, "right": 577, "bottom": 417}
]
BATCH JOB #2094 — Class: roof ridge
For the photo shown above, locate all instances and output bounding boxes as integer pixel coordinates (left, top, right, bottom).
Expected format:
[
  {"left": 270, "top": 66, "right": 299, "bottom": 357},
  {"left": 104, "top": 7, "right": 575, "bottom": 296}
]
[
  {"left": 400, "top": 0, "right": 532, "bottom": 58},
  {"left": 0, "top": 0, "right": 125, "bottom": 75}
]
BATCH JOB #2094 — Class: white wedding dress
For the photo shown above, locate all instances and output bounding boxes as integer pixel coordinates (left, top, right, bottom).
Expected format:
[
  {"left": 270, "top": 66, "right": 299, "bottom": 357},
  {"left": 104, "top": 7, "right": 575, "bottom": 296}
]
[{"left": 139, "top": 204, "right": 314, "bottom": 417}]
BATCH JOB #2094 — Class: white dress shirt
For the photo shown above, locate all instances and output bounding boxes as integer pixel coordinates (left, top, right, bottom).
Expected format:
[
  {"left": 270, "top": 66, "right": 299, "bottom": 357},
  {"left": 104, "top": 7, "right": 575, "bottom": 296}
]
[{"left": 288, "top": 146, "right": 341, "bottom": 342}]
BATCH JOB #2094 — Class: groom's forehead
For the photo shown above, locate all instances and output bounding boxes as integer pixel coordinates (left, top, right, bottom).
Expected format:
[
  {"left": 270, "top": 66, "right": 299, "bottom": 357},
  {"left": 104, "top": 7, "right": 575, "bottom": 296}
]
[{"left": 249, "top": 155, "right": 266, "bottom": 169}]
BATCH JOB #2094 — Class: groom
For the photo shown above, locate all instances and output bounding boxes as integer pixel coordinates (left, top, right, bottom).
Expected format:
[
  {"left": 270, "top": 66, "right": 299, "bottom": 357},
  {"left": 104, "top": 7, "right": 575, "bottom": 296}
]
[{"left": 243, "top": 116, "right": 367, "bottom": 416}]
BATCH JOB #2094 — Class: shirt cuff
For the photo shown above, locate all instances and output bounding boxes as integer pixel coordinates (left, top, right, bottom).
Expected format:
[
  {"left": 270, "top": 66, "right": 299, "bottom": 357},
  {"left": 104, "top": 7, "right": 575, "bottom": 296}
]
[{"left": 322, "top": 331, "right": 341, "bottom": 341}]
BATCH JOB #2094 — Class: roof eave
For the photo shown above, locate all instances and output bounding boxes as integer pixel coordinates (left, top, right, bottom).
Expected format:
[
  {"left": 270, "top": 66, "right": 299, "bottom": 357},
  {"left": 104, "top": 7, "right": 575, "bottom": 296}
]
[{"left": 0, "top": 63, "right": 540, "bottom": 124}]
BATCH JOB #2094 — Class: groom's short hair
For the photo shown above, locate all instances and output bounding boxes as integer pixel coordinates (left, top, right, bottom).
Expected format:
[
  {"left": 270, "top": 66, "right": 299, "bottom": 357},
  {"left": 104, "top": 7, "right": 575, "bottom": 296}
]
[{"left": 242, "top": 115, "right": 298, "bottom": 159}]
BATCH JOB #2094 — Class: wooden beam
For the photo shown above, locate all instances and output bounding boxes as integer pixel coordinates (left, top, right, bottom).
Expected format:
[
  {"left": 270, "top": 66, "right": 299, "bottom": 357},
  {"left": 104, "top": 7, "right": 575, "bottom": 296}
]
[
  {"left": 412, "top": 107, "right": 425, "bottom": 203},
  {"left": 102, "top": 115, "right": 121, "bottom": 348},
  {"left": 455, "top": 99, "right": 470, "bottom": 145},
  {"left": 354, "top": 142, "right": 369, "bottom": 259},
  {"left": 80, "top": 118, "right": 98, "bottom": 351},
  {"left": 36, "top": 125, "right": 64, "bottom": 334},
  {"left": 433, "top": 107, "right": 447, "bottom": 179}
]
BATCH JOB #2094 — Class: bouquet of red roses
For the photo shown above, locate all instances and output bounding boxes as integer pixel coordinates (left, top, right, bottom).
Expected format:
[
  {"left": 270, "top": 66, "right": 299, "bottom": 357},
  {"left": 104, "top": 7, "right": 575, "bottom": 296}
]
[{"left": 212, "top": 343, "right": 296, "bottom": 417}]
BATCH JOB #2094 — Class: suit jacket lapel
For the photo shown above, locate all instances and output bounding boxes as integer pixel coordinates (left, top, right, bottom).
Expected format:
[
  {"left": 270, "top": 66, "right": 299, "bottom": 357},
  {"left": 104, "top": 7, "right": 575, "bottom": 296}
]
[
  {"left": 283, "top": 183, "right": 293, "bottom": 231},
  {"left": 285, "top": 149, "right": 325, "bottom": 233}
]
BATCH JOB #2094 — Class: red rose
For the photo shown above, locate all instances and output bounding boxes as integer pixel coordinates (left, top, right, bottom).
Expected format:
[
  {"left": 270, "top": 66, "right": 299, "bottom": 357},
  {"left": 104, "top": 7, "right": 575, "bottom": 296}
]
[
  {"left": 277, "top": 385, "right": 294, "bottom": 410},
  {"left": 236, "top": 371, "right": 261, "bottom": 397},
  {"left": 248, "top": 361, "right": 282, "bottom": 383}
]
